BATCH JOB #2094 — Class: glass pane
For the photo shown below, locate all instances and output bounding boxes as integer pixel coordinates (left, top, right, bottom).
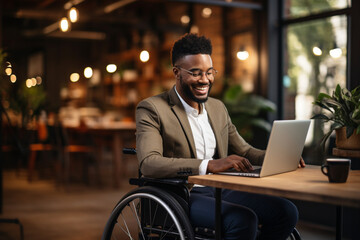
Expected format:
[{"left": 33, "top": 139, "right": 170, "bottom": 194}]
[
  {"left": 284, "top": 0, "right": 350, "bottom": 19},
  {"left": 283, "top": 15, "right": 347, "bottom": 163}
]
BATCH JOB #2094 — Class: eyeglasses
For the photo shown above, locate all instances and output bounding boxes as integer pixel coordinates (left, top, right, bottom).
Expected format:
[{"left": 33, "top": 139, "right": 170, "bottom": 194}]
[{"left": 176, "top": 66, "right": 217, "bottom": 80}]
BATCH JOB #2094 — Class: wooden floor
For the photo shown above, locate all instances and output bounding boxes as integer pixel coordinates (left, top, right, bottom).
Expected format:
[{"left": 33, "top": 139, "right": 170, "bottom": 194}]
[{"left": 0, "top": 169, "right": 344, "bottom": 240}]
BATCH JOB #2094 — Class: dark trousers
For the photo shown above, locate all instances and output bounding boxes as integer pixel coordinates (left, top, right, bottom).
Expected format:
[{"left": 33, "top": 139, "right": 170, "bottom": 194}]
[{"left": 189, "top": 186, "right": 298, "bottom": 240}]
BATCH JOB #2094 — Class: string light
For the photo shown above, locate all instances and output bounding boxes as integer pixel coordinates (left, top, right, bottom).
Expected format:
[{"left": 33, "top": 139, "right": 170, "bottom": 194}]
[
  {"left": 60, "top": 17, "right": 70, "bottom": 32},
  {"left": 69, "top": 7, "right": 79, "bottom": 23}
]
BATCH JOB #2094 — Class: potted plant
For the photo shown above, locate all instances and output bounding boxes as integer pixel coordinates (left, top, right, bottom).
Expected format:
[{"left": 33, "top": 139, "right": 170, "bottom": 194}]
[
  {"left": 223, "top": 85, "right": 276, "bottom": 143},
  {"left": 312, "top": 84, "right": 360, "bottom": 150}
]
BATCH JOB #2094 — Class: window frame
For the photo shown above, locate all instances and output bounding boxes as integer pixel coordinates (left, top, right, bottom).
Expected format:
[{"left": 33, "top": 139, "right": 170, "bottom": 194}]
[{"left": 267, "top": 0, "right": 359, "bottom": 121}]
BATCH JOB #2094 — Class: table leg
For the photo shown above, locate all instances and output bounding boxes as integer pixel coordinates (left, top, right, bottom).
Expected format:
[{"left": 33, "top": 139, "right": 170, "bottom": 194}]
[
  {"left": 336, "top": 205, "right": 343, "bottom": 240},
  {"left": 215, "top": 188, "right": 222, "bottom": 240}
]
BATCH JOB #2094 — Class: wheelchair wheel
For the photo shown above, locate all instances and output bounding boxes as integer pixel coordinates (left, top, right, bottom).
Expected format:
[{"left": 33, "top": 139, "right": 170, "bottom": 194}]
[
  {"left": 102, "top": 186, "right": 195, "bottom": 240},
  {"left": 287, "top": 228, "right": 301, "bottom": 240}
]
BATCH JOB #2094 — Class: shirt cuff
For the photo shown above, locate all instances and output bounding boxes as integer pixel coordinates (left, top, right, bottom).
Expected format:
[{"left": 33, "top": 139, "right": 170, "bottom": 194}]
[{"left": 199, "top": 159, "right": 211, "bottom": 175}]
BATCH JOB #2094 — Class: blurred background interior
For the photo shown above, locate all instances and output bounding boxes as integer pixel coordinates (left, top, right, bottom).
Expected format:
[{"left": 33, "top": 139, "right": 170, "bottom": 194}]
[{"left": 0, "top": 0, "right": 359, "bottom": 239}]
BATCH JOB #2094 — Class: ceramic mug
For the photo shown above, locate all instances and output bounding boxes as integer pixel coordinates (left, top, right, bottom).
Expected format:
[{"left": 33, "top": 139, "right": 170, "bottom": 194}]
[{"left": 321, "top": 158, "right": 351, "bottom": 183}]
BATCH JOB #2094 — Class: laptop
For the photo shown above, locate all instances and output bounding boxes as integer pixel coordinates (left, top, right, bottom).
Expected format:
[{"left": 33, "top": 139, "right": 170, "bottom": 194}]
[{"left": 217, "top": 120, "right": 311, "bottom": 178}]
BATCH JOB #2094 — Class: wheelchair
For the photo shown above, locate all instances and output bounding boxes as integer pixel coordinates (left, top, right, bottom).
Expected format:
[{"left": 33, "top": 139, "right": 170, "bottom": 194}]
[{"left": 101, "top": 148, "right": 301, "bottom": 240}]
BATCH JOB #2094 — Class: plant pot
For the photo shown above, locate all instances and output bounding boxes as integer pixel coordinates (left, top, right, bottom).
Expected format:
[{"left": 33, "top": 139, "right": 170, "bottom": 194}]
[{"left": 335, "top": 127, "right": 360, "bottom": 150}]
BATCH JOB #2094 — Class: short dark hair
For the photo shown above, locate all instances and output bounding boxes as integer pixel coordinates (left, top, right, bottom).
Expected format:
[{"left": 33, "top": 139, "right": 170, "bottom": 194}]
[{"left": 171, "top": 33, "right": 212, "bottom": 66}]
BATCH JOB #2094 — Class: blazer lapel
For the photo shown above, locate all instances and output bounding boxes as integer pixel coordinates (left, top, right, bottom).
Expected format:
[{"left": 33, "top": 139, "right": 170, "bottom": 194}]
[
  {"left": 205, "top": 101, "right": 226, "bottom": 158},
  {"left": 168, "top": 87, "right": 197, "bottom": 158}
]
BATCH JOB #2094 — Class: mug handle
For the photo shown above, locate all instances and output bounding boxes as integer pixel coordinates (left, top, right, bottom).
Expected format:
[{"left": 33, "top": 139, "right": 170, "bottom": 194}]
[{"left": 321, "top": 164, "right": 328, "bottom": 176}]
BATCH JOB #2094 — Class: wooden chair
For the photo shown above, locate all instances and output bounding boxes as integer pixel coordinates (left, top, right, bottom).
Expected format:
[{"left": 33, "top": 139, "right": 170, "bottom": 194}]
[
  {"left": 27, "top": 124, "right": 62, "bottom": 182},
  {"left": 59, "top": 125, "right": 101, "bottom": 186}
]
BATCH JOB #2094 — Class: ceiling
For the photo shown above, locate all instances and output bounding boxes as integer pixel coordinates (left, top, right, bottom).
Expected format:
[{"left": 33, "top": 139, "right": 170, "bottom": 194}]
[
  {"left": 2, "top": 0, "right": 179, "bottom": 41},
  {"left": 1, "top": 0, "right": 262, "bottom": 42}
]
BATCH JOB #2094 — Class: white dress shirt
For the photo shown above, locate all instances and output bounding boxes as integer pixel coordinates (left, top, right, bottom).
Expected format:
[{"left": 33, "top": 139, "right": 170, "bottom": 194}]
[{"left": 175, "top": 87, "right": 216, "bottom": 175}]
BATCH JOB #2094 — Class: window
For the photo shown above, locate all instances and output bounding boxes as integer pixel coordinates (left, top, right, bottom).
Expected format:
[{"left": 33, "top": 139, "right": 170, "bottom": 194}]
[
  {"left": 281, "top": 0, "right": 352, "bottom": 163},
  {"left": 284, "top": 0, "right": 350, "bottom": 18}
]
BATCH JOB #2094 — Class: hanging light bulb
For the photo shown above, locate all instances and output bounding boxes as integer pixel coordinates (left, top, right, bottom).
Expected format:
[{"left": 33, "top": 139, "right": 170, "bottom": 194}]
[
  {"left": 36, "top": 76, "right": 42, "bottom": 85},
  {"left": 84, "top": 67, "right": 93, "bottom": 78},
  {"left": 237, "top": 46, "right": 249, "bottom": 61},
  {"left": 140, "top": 50, "right": 150, "bottom": 62},
  {"left": 60, "top": 17, "right": 70, "bottom": 32},
  {"left": 70, "top": 73, "right": 80, "bottom": 82},
  {"left": 10, "top": 74, "right": 17, "bottom": 83},
  {"left": 180, "top": 15, "right": 190, "bottom": 25},
  {"left": 201, "top": 8, "right": 212, "bottom": 18},
  {"left": 5, "top": 62, "right": 12, "bottom": 75},
  {"left": 5, "top": 67, "right": 12, "bottom": 76},
  {"left": 26, "top": 79, "right": 33, "bottom": 88},
  {"left": 69, "top": 7, "right": 79, "bottom": 23},
  {"left": 106, "top": 64, "right": 117, "bottom": 73}
]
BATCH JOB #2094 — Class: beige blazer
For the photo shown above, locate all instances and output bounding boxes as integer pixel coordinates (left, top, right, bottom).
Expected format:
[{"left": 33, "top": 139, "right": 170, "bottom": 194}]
[{"left": 136, "top": 86, "right": 265, "bottom": 178}]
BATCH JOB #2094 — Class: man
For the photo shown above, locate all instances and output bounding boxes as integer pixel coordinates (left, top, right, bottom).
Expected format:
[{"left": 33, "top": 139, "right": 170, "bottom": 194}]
[{"left": 136, "top": 33, "right": 302, "bottom": 240}]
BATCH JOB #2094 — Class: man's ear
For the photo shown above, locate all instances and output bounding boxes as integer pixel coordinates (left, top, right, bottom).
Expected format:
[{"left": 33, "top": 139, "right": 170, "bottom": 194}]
[{"left": 173, "top": 67, "right": 180, "bottom": 79}]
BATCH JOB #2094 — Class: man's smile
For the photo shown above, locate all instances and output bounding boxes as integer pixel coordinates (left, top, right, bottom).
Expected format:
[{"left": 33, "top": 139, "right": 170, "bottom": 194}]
[{"left": 193, "top": 85, "right": 209, "bottom": 95}]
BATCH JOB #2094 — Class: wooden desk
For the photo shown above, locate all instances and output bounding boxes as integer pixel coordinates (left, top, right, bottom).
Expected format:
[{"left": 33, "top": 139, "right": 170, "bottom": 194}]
[
  {"left": 67, "top": 122, "right": 136, "bottom": 188},
  {"left": 87, "top": 122, "right": 136, "bottom": 188},
  {"left": 188, "top": 166, "right": 360, "bottom": 240}
]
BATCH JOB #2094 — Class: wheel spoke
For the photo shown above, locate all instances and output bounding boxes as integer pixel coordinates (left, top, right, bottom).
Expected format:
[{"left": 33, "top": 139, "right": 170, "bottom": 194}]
[
  {"left": 103, "top": 189, "right": 193, "bottom": 240},
  {"left": 131, "top": 200, "right": 146, "bottom": 239},
  {"left": 119, "top": 212, "right": 133, "bottom": 239}
]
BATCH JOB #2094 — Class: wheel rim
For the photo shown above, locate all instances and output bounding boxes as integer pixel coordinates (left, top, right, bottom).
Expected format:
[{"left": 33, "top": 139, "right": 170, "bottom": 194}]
[{"left": 106, "top": 193, "right": 186, "bottom": 240}]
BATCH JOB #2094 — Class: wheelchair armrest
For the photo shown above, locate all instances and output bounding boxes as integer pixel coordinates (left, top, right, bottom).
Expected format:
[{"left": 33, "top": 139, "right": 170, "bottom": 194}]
[
  {"left": 129, "top": 177, "right": 190, "bottom": 206},
  {"left": 123, "top": 148, "right": 136, "bottom": 155},
  {"left": 129, "top": 177, "right": 188, "bottom": 187}
]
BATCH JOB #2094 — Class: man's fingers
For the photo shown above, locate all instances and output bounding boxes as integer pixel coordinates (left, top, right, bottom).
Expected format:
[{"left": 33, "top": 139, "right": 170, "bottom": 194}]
[
  {"left": 243, "top": 158, "right": 254, "bottom": 171},
  {"left": 234, "top": 158, "right": 253, "bottom": 172}
]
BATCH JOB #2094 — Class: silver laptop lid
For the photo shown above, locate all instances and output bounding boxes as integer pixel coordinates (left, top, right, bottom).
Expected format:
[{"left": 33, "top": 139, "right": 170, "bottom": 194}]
[{"left": 260, "top": 120, "right": 311, "bottom": 177}]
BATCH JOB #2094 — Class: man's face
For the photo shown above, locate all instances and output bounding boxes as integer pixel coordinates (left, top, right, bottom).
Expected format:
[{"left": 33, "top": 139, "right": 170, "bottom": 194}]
[{"left": 173, "top": 54, "right": 215, "bottom": 109}]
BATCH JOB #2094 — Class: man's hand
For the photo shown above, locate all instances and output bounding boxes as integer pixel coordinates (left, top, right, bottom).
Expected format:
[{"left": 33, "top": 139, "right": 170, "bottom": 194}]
[
  {"left": 298, "top": 157, "right": 306, "bottom": 168},
  {"left": 207, "top": 155, "right": 253, "bottom": 173}
]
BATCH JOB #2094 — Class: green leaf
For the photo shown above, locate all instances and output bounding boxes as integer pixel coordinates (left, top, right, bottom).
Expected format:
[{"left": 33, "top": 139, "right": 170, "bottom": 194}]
[
  {"left": 313, "top": 100, "right": 333, "bottom": 113},
  {"left": 224, "top": 85, "right": 243, "bottom": 102},
  {"left": 316, "top": 92, "right": 331, "bottom": 101},
  {"left": 311, "top": 114, "right": 330, "bottom": 121},
  {"left": 330, "top": 122, "right": 343, "bottom": 131},
  {"left": 334, "top": 84, "right": 341, "bottom": 99},
  {"left": 352, "top": 108, "right": 360, "bottom": 119},
  {"left": 351, "top": 85, "right": 360, "bottom": 98},
  {"left": 325, "top": 98, "right": 343, "bottom": 108}
]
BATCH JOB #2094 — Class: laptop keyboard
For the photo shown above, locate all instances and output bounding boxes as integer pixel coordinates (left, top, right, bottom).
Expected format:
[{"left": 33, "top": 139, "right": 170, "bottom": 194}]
[
  {"left": 240, "top": 168, "right": 261, "bottom": 176},
  {"left": 225, "top": 167, "right": 261, "bottom": 174}
]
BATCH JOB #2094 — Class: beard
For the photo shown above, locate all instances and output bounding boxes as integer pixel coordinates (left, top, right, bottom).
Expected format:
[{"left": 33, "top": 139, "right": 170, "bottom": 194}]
[{"left": 180, "top": 75, "right": 212, "bottom": 103}]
